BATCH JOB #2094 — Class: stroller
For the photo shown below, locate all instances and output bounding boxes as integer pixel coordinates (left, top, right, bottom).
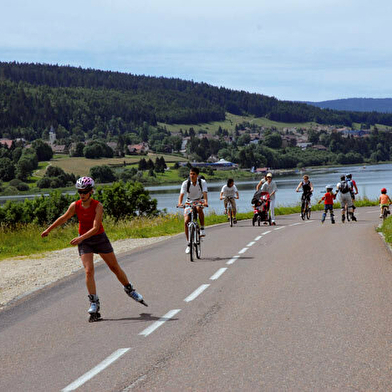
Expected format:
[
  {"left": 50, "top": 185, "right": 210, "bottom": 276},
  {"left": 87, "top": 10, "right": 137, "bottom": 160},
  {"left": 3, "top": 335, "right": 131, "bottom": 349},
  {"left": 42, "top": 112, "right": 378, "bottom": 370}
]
[{"left": 251, "top": 190, "right": 271, "bottom": 226}]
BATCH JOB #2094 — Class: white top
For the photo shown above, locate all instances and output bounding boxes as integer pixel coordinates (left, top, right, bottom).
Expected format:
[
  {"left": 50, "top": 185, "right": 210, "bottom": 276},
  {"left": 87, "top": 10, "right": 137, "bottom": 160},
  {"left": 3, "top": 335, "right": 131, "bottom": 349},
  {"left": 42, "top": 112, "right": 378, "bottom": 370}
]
[
  {"left": 220, "top": 184, "right": 238, "bottom": 198},
  {"left": 180, "top": 178, "right": 208, "bottom": 201},
  {"left": 260, "top": 180, "right": 277, "bottom": 200}
]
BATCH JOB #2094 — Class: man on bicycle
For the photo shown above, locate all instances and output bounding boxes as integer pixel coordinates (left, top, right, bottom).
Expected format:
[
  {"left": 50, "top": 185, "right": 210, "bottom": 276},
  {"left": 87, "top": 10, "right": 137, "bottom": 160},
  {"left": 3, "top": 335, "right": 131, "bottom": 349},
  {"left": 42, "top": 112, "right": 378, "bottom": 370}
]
[
  {"left": 295, "top": 175, "right": 314, "bottom": 216},
  {"left": 220, "top": 178, "right": 239, "bottom": 224},
  {"left": 178, "top": 167, "right": 208, "bottom": 254}
]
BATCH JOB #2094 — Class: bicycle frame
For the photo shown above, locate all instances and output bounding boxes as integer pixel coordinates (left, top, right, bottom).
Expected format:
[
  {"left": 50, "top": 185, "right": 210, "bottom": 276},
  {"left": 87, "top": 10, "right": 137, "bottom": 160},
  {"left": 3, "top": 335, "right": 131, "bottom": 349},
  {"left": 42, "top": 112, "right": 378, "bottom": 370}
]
[{"left": 225, "top": 197, "right": 234, "bottom": 227}]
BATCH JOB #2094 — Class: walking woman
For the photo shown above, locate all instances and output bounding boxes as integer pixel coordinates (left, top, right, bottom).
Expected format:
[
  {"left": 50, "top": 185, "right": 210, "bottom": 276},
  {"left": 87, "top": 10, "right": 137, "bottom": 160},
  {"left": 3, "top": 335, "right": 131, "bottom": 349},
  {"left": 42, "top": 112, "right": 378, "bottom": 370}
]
[{"left": 41, "top": 177, "right": 147, "bottom": 322}]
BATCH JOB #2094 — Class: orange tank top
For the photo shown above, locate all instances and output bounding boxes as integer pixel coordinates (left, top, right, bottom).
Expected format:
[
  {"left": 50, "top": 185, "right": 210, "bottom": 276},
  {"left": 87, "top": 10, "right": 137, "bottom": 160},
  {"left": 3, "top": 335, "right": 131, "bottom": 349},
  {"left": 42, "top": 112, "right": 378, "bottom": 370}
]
[
  {"left": 75, "top": 199, "right": 105, "bottom": 235},
  {"left": 380, "top": 194, "right": 390, "bottom": 205}
]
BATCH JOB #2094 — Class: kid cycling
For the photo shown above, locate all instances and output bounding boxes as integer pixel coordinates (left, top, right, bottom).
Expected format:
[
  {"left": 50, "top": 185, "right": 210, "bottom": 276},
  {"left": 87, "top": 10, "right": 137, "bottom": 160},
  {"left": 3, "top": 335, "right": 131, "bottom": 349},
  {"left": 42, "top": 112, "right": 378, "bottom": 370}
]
[
  {"left": 220, "top": 178, "right": 239, "bottom": 224},
  {"left": 379, "top": 188, "right": 391, "bottom": 218}
]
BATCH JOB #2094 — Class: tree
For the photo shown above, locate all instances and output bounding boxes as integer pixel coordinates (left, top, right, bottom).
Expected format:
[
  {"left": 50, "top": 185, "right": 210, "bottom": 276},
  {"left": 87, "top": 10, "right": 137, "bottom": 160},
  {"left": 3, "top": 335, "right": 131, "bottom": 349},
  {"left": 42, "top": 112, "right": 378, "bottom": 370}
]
[
  {"left": 32, "top": 139, "right": 53, "bottom": 161},
  {"left": 89, "top": 165, "right": 117, "bottom": 183},
  {"left": 0, "top": 158, "right": 15, "bottom": 181}
]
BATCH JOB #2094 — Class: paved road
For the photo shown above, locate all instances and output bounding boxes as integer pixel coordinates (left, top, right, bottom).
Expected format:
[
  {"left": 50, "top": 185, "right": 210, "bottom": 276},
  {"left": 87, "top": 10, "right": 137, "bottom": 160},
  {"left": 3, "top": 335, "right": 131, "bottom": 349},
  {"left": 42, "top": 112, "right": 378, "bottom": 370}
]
[{"left": 1, "top": 207, "right": 391, "bottom": 391}]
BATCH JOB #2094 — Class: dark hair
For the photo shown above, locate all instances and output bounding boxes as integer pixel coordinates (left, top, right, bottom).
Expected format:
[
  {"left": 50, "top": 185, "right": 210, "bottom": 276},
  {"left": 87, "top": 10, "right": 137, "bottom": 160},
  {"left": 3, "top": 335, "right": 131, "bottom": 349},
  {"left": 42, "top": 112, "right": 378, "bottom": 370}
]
[
  {"left": 227, "top": 178, "right": 234, "bottom": 187},
  {"left": 340, "top": 175, "right": 345, "bottom": 181},
  {"left": 190, "top": 167, "right": 199, "bottom": 175}
]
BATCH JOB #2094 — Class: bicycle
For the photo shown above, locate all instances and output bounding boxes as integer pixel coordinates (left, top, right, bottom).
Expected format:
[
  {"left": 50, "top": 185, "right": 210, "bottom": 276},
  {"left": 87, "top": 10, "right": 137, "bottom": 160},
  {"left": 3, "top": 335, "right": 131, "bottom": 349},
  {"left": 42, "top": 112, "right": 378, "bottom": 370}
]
[
  {"left": 224, "top": 196, "right": 235, "bottom": 227},
  {"left": 300, "top": 193, "right": 312, "bottom": 220},
  {"left": 382, "top": 205, "right": 390, "bottom": 221},
  {"left": 177, "top": 201, "right": 206, "bottom": 262}
]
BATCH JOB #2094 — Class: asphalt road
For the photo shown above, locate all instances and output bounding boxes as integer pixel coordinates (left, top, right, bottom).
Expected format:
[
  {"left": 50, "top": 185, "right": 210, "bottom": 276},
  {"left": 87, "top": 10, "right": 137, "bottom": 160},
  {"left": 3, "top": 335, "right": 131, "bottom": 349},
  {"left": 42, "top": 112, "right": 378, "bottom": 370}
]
[{"left": 1, "top": 206, "right": 392, "bottom": 391}]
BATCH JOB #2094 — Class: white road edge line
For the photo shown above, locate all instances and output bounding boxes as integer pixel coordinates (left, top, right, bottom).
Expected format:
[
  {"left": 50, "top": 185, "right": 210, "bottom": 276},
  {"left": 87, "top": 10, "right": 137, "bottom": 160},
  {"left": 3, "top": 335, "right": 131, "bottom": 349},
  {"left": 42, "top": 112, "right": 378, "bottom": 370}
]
[
  {"left": 247, "top": 241, "right": 256, "bottom": 247},
  {"left": 238, "top": 247, "right": 248, "bottom": 254},
  {"left": 210, "top": 267, "right": 228, "bottom": 280},
  {"left": 139, "top": 309, "right": 181, "bottom": 337},
  {"left": 254, "top": 235, "right": 262, "bottom": 241},
  {"left": 184, "top": 284, "right": 210, "bottom": 302},
  {"left": 62, "top": 348, "right": 130, "bottom": 392},
  {"left": 290, "top": 223, "right": 302, "bottom": 226},
  {"left": 226, "top": 255, "right": 240, "bottom": 265}
]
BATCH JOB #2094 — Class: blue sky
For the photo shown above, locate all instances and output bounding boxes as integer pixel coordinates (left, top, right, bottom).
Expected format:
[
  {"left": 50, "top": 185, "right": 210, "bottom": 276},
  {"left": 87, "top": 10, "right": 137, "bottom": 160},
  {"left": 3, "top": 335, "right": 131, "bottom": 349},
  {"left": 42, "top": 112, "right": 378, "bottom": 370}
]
[{"left": 1, "top": 0, "right": 391, "bottom": 101}]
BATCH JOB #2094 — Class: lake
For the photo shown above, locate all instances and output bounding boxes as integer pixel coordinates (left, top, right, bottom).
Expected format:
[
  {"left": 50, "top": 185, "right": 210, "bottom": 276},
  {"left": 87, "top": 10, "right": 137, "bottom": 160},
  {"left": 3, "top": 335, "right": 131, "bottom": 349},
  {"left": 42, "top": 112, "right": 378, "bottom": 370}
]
[{"left": 147, "top": 163, "right": 392, "bottom": 214}]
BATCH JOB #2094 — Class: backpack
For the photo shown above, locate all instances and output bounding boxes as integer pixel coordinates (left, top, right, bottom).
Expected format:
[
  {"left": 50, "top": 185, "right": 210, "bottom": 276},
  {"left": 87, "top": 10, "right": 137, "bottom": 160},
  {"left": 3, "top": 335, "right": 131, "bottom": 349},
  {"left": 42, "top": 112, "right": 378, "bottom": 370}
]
[
  {"left": 340, "top": 180, "right": 350, "bottom": 194},
  {"left": 186, "top": 177, "right": 203, "bottom": 193}
]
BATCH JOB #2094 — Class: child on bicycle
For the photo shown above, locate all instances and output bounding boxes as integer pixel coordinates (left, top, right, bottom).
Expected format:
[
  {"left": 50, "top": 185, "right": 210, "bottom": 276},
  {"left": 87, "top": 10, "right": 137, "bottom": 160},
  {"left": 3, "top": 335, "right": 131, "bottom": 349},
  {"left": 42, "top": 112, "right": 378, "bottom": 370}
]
[
  {"left": 318, "top": 184, "right": 336, "bottom": 224},
  {"left": 296, "top": 174, "right": 313, "bottom": 217},
  {"left": 379, "top": 188, "right": 391, "bottom": 218},
  {"left": 41, "top": 177, "right": 147, "bottom": 321},
  {"left": 220, "top": 178, "right": 239, "bottom": 224}
]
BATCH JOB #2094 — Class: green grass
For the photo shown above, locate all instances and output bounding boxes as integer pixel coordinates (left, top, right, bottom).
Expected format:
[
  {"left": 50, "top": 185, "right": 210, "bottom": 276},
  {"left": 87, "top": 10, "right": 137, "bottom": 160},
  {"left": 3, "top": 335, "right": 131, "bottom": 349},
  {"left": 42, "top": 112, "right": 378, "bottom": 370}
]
[
  {"left": 159, "top": 113, "right": 317, "bottom": 135},
  {"left": 0, "top": 197, "right": 382, "bottom": 262}
]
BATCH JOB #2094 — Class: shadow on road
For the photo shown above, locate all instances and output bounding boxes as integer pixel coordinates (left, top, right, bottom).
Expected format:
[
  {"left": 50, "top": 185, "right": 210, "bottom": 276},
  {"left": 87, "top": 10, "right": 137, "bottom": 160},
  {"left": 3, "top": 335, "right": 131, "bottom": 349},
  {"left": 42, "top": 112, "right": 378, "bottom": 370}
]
[{"left": 101, "top": 313, "right": 178, "bottom": 323}]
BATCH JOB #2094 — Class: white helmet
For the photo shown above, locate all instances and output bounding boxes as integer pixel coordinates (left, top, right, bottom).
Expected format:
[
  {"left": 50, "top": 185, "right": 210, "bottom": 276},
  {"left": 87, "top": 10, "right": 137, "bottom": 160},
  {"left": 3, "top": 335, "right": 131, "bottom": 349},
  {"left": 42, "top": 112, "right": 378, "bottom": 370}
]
[
  {"left": 326, "top": 184, "right": 333, "bottom": 190},
  {"left": 75, "top": 176, "right": 95, "bottom": 190}
]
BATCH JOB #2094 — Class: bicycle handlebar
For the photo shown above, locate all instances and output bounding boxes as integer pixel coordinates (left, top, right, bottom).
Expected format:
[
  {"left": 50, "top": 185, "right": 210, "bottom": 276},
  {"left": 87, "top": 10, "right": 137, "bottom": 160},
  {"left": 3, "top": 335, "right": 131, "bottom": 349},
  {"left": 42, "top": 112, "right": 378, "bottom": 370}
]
[{"left": 177, "top": 202, "right": 208, "bottom": 208}]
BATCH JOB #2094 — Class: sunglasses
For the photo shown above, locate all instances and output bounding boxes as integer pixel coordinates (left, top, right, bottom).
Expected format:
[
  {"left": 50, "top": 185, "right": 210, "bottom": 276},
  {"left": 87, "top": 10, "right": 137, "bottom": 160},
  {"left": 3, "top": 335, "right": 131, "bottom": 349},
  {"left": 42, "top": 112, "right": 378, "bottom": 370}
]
[{"left": 78, "top": 189, "right": 91, "bottom": 195}]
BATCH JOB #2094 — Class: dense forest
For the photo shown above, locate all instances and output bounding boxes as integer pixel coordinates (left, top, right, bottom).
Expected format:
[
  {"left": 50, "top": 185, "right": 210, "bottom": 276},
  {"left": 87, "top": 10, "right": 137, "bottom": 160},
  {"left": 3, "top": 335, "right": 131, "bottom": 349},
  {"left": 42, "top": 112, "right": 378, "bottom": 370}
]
[{"left": 2, "top": 62, "right": 392, "bottom": 143}]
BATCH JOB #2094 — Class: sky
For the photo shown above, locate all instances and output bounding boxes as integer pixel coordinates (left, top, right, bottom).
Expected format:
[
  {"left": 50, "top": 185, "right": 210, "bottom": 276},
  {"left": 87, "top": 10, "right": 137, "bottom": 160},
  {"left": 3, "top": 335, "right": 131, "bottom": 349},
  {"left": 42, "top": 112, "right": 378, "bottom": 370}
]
[{"left": 1, "top": 0, "right": 392, "bottom": 102}]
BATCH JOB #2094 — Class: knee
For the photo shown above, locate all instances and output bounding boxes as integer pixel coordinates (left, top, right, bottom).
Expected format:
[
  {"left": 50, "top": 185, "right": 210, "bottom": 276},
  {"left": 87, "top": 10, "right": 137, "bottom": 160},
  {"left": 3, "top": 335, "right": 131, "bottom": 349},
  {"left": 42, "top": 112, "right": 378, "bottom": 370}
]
[{"left": 85, "top": 268, "right": 94, "bottom": 279}]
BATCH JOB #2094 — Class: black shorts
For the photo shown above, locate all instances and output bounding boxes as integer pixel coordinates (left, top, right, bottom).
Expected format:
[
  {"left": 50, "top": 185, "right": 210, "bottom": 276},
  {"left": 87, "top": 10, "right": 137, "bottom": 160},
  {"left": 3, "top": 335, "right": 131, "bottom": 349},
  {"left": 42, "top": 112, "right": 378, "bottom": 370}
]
[{"left": 78, "top": 232, "right": 114, "bottom": 256}]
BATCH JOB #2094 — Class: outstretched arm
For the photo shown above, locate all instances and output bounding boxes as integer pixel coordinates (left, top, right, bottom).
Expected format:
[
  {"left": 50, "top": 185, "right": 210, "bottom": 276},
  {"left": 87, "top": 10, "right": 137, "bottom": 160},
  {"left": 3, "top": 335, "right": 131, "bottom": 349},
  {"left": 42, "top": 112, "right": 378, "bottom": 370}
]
[{"left": 41, "top": 202, "right": 76, "bottom": 237}]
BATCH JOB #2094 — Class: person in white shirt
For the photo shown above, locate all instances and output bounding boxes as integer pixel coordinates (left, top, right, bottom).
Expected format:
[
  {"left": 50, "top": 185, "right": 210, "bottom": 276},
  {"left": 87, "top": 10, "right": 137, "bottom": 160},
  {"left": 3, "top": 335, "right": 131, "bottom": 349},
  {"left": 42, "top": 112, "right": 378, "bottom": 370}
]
[
  {"left": 178, "top": 167, "right": 208, "bottom": 253},
  {"left": 260, "top": 172, "right": 278, "bottom": 225},
  {"left": 220, "top": 178, "right": 239, "bottom": 223}
]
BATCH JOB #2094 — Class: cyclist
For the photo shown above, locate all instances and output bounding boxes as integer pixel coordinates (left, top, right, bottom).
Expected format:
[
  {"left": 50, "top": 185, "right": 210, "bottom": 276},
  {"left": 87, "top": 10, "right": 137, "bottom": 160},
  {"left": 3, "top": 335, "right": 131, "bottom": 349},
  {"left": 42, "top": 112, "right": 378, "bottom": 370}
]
[
  {"left": 379, "top": 188, "right": 391, "bottom": 218},
  {"left": 220, "top": 178, "right": 239, "bottom": 223},
  {"left": 259, "top": 173, "right": 277, "bottom": 225},
  {"left": 178, "top": 167, "right": 208, "bottom": 254},
  {"left": 41, "top": 176, "right": 146, "bottom": 319},
  {"left": 318, "top": 184, "right": 336, "bottom": 224},
  {"left": 295, "top": 174, "right": 314, "bottom": 216},
  {"left": 336, "top": 175, "right": 356, "bottom": 222}
]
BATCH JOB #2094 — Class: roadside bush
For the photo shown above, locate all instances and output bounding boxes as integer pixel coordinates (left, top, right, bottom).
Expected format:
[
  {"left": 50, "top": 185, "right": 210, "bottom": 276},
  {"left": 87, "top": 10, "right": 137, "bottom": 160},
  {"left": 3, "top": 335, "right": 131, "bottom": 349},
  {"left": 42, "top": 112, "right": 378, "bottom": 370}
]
[
  {"left": 16, "top": 182, "right": 29, "bottom": 191},
  {"left": 96, "top": 181, "right": 158, "bottom": 221}
]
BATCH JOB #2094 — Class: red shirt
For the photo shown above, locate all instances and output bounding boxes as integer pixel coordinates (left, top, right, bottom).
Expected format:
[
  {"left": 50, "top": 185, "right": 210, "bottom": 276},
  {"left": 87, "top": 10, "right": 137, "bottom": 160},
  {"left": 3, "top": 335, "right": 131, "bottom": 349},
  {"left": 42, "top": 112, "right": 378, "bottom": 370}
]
[
  {"left": 321, "top": 192, "right": 335, "bottom": 205},
  {"left": 75, "top": 199, "right": 104, "bottom": 235}
]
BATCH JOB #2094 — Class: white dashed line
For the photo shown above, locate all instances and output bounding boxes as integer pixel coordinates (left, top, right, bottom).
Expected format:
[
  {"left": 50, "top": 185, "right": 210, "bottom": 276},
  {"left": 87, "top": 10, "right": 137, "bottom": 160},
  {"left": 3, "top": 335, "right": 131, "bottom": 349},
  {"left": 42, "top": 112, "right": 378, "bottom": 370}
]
[
  {"left": 139, "top": 309, "right": 181, "bottom": 337},
  {"left": 273, "top": 226, "right": 285, "bottom": 231},
  {"left": 247, "top": 241, "right": 256, "bottom": 247},
  {"left": 290, "top": 223, "right": 302, "bottom": 226},
  {"left": 254, "top": 235, "right": 262, "bottom": 241},
  {"left": 262, "top": 230, "right": 271, "bottom": 235},
  {"left": 238, "top": 247, "right": 248, "bottom": 254},
  {"left": 62, "top": 348, "right": 130, "bottom": 391},
  {"left": 226, "top": 256, "right": 240, "bottom": 265},
  {"left": 184, "top": 284, "right": 210, "bottom": 302},
  {"left": 210, "top": 267, "right": 228, "bottom": 280}
]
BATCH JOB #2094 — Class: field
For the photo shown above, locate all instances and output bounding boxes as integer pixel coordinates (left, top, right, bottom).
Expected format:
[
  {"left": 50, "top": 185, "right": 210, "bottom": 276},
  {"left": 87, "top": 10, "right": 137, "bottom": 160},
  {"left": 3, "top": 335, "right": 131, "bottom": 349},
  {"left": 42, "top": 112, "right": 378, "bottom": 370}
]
[
  {"left": 38, "top": 153, "right": 185, "bottom": 177},
  {"left": 159, "top": 113, "right": 317, "bottom": 134}
]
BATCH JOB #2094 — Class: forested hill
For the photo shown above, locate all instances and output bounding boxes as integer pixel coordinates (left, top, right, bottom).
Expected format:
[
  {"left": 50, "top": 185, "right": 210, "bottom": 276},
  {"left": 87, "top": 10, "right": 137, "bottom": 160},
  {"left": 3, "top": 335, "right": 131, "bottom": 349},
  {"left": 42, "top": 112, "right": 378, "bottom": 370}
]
[
  {"left": 2, "top": 62, "right": 392, "bottom": 141},
  {"left": 305, "top": 98, "right": 392, "bottom": 113}
]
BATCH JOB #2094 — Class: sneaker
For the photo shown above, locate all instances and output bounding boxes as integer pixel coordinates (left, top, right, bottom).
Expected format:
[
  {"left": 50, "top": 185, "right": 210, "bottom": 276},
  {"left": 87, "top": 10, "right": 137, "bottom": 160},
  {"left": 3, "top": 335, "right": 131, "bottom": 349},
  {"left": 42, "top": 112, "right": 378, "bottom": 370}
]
[
  {"left": 185, "top": 244, "right": 191, "bottom": 254},
  {"left": 331, "top": 220, "right": 335, "bottom": 224},
  {"left": 200, "top": 229, "right": 206, "bottom": 237},
  {"left": 233, "top": 218, "right": 237, "bottom": 224},
  {"left": 352, "top": 216, "right": 357, "bottom": 222},
  {"left": 380, "top": 215, "right": 383, "bottom": 218},
  {"left": 272, "top": 221, "right": 276, "bottom": 226}
]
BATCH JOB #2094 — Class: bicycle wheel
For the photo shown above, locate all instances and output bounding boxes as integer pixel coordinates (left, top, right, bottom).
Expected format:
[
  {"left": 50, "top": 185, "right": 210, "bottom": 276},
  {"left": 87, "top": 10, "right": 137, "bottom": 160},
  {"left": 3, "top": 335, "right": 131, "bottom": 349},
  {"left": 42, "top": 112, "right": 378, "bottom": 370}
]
[
  {"left": 195, "top": 227, "right": 201, "bottom": 259},
  {"left": 301, "top": 201, "right": 305, "bottom": 220},
  {"left": 383, "top": 207, "right": 389, "bottom": 221},
  {"left": 229, "top": 208, "right": 233, "bottom": 227},
  {"left": 306, "top": 205, "right": 311, "bottom": 220},
  {"left": 189, "top": 225, "right": 195, "bottom": 262}
]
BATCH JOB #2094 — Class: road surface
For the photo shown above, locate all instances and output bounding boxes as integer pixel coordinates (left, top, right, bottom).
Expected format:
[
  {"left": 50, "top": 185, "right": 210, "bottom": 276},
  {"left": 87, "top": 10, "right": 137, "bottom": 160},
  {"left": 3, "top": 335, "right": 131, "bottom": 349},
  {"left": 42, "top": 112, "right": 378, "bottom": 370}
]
[{"left": 1, "top": 206, "right": 391, "bottom": 391}]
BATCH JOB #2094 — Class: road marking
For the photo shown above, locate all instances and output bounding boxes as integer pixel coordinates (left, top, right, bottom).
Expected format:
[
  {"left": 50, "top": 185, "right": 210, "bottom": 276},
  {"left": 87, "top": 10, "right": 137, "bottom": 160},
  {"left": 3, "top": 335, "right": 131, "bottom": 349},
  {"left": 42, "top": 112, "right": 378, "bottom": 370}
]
[
  {"left": 210, "top": 267, "right": 228, "bottom": 280},
  {"left": 254, "top": 235, "right": 262, "bottom": 241},
  {"left": 262, "top": 230, "right": 271, "bottom": 235},
  {"left": 184, "top": 284, "right": 210, "bottom": 302},
  {"left": 238, "top": 247, "right": 248, "bottom": 254},
  {"left": 62, "top": 348, "right": 130, "bottom": 391},
  {"left": 139, "top": 309, "right": 181, "bottom": 337},
  {"left": 247, "top": 241, "right": 256, "bottom": 247},
  {"left": 289, "top": 222, "right": 302, "bottom": 226},
  {"left": 226, "top": 255, "right": 240, "bottom": 265},
  {"left": 273, "top": 226, "right": 285, "bottom": 231},
  {"left": 304, "top": 220, "right": 314, "bottom": 223}
]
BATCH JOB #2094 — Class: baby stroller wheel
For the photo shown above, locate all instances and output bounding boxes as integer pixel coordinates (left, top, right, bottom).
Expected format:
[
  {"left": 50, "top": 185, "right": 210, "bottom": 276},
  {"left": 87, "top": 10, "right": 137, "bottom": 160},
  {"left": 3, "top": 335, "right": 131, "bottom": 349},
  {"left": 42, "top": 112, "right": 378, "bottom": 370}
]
[
  {"left": 252, "top": 215, "right": 256, "bottom": 226},
  {"left": 268, "top": 217, "right": 272, "bottom": 226},
  {"left": 257, "top": 216, "right": 261, "bottom": 226}
]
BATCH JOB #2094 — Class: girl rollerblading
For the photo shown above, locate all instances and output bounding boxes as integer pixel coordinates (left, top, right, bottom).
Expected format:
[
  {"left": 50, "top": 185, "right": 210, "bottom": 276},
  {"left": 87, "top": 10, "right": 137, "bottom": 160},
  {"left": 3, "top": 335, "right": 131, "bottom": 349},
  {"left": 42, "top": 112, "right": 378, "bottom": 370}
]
[{"left": 41, "top": 177, "right": 148, "bottom": 322}]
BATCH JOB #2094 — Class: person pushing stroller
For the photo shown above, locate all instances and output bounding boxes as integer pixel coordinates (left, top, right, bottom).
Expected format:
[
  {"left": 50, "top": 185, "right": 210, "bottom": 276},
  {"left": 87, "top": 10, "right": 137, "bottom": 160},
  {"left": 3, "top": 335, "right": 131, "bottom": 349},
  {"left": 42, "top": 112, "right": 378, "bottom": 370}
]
[{"left": 251, "top": 189, "right": 271, "bottom": 226}]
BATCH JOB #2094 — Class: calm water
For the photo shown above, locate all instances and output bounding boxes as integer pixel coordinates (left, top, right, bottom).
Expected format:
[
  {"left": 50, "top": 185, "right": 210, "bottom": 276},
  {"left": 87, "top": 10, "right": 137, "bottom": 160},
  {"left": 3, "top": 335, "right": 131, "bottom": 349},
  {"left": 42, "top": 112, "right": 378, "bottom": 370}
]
[{"left": 147, "top": 163, "right": 392, "bottom": 214}]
